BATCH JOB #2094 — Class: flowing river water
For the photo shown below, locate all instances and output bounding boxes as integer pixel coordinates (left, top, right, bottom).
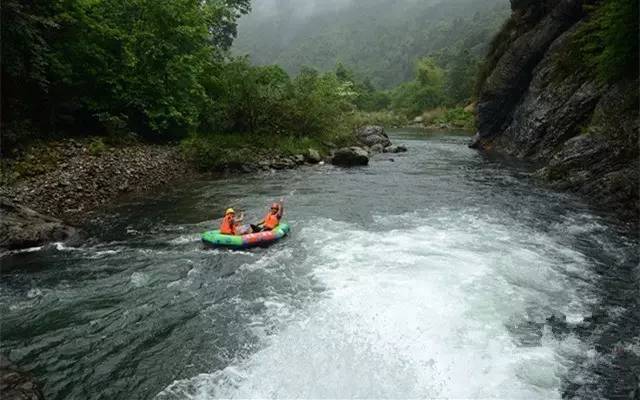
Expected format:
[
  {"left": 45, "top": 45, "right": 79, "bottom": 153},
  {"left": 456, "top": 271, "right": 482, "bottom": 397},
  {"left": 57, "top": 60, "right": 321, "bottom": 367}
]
[{"left": 1, "top": 130, "right": 638, "bottom": 399}]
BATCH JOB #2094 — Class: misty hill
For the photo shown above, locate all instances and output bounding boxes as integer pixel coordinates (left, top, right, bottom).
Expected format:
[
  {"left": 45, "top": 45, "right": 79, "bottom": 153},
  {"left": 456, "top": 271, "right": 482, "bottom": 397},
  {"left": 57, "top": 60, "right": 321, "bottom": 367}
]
[{"left": 234, "top": 0, "right": 509, "bottom": 88}]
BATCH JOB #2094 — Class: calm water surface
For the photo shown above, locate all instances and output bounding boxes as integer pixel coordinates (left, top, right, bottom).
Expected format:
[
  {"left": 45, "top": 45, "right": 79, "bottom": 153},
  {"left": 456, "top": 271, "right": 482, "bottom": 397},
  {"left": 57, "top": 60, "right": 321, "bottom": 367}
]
[{"left": 1, "top": 130, "right": 638, "bottom": 399}]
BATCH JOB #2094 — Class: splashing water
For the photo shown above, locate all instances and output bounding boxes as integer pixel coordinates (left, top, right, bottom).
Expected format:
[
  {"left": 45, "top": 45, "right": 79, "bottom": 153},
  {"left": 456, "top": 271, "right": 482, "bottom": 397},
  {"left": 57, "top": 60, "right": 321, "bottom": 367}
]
[{"left": 1, "top": 130, "right": 638, "bottom": 400}]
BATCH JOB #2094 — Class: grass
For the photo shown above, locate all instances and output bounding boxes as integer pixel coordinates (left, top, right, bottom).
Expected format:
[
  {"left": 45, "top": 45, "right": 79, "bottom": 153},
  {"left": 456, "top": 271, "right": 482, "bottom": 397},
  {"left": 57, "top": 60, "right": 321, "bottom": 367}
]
[
  {"left": 348, "top": 111, "right": 408, "bottom": 128},
  {"left": 422, "top": 107, "right": 475, "bottom": 130}
]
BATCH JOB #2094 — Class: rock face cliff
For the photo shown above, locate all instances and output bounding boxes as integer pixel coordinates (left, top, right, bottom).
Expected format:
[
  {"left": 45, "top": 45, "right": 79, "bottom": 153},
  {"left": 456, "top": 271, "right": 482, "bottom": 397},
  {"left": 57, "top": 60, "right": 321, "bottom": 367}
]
[{"left": 473, "top": 0, "right": 639, "bottom": 222}]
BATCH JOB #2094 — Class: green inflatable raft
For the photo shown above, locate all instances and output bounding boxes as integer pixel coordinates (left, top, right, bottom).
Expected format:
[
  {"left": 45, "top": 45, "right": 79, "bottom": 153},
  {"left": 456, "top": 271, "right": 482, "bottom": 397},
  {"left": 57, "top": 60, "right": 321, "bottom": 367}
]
[{"left": 202, "top": 223, "right": 290, "bottom": 249}]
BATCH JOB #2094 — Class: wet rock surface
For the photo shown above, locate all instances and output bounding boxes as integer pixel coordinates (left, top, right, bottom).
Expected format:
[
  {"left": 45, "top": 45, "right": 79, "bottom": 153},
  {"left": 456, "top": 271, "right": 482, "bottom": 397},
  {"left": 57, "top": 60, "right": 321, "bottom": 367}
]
[
  {"left": 474, "top": 0, "right": 639, "bottom": 223},
  {"left": 476, "top": 0, "right": 583, "bottom": 139},
  {"left": 331, "top": 147, "right": 370, "bottom": 167},
  {"left": 0, "top": 197, "right": 77, "bottom": 250},
  {"left": 0, "top": 356, "right": 44, "bottom": 400},
  {"left": 355, "top": 125, "right": 392, "bottom": 148}
]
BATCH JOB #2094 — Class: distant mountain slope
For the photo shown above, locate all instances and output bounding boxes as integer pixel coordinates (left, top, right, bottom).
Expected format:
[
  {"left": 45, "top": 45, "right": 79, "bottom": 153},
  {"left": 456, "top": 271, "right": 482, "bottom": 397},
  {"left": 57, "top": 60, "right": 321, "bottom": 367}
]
[{"left": 233, "top": 0, "right": 509, "bottom": 88}]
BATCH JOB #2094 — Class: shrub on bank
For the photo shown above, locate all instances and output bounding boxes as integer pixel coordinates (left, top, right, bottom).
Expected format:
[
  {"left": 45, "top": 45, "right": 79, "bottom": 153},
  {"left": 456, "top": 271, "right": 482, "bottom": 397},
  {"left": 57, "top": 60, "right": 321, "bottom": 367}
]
[
  {"left": 181, "top": 130, "right": 355, "bottom": 171},
  {"left": 348, "top": 111, "right": 407, "bottom": 129},
  {"left": 422, "top": 107, "right": 475, "bottom": 130}
]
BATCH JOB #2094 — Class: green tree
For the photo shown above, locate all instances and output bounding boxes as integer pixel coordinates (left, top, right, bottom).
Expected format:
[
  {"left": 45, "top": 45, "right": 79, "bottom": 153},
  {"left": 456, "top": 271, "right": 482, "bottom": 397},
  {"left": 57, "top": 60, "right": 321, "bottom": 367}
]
[
  {"left": 391, "top": 57, "right": 445, "bottom": 116},
  {"left": 1, "top": 0, "right": 252, "bottom": 149},
  {"left": 1, "top": 1, "right": 59, "bottom": 146},
  {"left": 444, "top": 49, "right": 478, "bottom": 105}
]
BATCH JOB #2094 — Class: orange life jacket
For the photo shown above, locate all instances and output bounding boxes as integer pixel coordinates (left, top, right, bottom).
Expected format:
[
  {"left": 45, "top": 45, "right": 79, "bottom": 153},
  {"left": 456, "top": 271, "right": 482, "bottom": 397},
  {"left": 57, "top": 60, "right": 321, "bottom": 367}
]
[
  {"left": 220, "top": 214, "right": 236, "bottom": 235},
  {"left": 263, "top": 212, "right": 280, "bottom": 230}
]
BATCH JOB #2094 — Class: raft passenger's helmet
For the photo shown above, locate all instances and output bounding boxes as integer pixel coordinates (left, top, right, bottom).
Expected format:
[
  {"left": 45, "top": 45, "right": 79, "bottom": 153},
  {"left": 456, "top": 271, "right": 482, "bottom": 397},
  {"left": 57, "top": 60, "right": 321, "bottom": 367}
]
[{"left": 225, "top": 208, "right": 235, "bottom": 215}]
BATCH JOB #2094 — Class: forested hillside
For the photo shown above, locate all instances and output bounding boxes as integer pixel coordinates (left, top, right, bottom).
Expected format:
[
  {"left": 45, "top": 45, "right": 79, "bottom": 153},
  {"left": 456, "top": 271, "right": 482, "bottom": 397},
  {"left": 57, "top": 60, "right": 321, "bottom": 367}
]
[
  {"left": 234, "top": 0, "right": 509, "bottom": 88},
  {"left": 1, "top": 0, "right": 361, "bottom": 160}
]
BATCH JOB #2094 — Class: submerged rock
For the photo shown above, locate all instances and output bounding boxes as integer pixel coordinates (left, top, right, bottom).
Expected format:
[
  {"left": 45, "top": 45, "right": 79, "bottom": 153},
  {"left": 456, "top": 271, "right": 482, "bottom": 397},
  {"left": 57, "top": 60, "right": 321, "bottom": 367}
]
[
  {"left": 0, "top": 197, "right": 76, "bottom": 250},
  {"left": 0, "top": 355, "right": 44, "bottom": 400},
  {"left": 331, "top": 147, "right": 369, "bottom": 167},
  {"left": 355, "top": 125, "right": 392, "bottom": 148},
  {"left": 384, "top": 145, "right": 408, "bottom": 154}
]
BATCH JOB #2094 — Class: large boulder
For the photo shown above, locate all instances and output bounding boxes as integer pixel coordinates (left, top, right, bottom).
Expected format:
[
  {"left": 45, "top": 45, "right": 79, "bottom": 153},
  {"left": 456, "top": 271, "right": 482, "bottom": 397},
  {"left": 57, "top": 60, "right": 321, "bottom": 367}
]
[
  {"left": 0, "top": 355, "right": 44, "bottom": 400},
  {"left": 0, "top": 197, "right": 77, "bottom": 250},
  {"left": 355, "top": 125, "right": 392, "bottom": 148},
  {"left": 305, "top": 148, "right": 322, "bottom": 164},
  {"left": 369, "top": 143, "right": 385, "bottom": 154},
  {"left": 331, "top": 147, "right": 369, "bottom": 167}
]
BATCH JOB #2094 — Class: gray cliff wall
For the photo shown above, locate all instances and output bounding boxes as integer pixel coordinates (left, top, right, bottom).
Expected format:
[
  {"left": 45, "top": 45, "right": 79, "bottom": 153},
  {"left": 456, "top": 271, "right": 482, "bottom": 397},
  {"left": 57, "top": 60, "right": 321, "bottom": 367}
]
[{"left": 474, "top": 0, "right": 639, "bottom": 221}]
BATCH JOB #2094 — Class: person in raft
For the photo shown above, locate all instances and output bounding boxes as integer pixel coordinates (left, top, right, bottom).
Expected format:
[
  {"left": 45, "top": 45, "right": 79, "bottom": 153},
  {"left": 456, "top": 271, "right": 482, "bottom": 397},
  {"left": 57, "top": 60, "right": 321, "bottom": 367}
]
[
  {"left": 252, "top": 199, "right": 284, "bottom": 232},
  {"left": 219, "top": 208, "right": 247, "bottom": 235}
]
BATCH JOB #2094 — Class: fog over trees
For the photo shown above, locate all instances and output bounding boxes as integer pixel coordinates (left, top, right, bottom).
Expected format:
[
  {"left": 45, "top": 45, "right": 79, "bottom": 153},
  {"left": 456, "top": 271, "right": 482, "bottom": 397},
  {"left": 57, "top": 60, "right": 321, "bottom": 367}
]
[{"left": 234, "top": 0, "right": 509, "bottom": 88}]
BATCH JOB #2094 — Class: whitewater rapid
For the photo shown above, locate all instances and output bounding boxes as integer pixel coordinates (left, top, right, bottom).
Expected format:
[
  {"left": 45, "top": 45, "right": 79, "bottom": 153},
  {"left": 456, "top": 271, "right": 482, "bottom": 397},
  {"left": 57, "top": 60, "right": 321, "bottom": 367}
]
[
  {"left": 3, "top": 130, "right": 637, "bottom": 400},
  {"left": 158, "top": 208, "right": 600, "bottom": 399}
]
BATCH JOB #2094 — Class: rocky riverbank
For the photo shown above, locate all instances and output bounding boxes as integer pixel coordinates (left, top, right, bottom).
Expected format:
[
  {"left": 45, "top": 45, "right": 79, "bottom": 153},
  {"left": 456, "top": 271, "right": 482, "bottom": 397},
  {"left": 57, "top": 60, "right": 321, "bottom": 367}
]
[
  {"left": 472, "top": 0, "right": 639, "bottom": 224},
  {"left": 1, "top": 127, "right": 403, "bottom": 251},
  {"left": 2, "top": 141, "right": 195, "bottom": 223}
]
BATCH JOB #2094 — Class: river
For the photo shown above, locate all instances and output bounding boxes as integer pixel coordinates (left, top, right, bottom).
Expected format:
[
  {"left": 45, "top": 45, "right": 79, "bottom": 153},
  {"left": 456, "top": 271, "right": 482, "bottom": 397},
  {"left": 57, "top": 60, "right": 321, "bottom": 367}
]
[{"left": 1, "top": 130, "right": 638, "bottom": 399}]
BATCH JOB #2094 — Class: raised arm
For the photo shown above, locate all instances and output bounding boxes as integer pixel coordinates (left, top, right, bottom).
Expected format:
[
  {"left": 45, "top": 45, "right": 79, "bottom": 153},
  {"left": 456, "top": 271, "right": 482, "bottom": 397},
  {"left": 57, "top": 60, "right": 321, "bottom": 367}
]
[{"left": 277, "top": 198, "right": 284, "bottom": 219}]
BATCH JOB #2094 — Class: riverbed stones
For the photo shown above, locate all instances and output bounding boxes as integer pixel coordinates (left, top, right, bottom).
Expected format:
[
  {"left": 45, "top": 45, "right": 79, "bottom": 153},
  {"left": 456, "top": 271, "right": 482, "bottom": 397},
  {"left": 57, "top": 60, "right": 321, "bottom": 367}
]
[
  {"left": 355, "top": 125, "right": 392, "bottom": 148},
  {"left": 331, "top": 147, "right": 369, "bottom": 167},
  {"left": 4, "top": 141, "right": 193, "bottom": 223},
  {"left": 0, "top": 356, "right": 44, "bottom": 400},
  {"left": 369, "top": 144, "right": 385, "bottom": 154},
  {"left": 383, "top": 145, "right": 408, "bottom": 154},
  {"left": 0, "top": 197, "right": 77, "bottom": 250}
]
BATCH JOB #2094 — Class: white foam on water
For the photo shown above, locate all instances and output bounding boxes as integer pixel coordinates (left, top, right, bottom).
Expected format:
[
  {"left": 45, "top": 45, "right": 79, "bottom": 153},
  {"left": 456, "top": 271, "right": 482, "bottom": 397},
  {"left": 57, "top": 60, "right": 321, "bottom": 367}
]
[
  {"left": 0, "top": 245, "right": 44, "bottom": 257},
  {"left": 53, "top": 242, "right": 84, "bottom": 252},
  {"left": 131, "top": 272, "right": 150, "bottom": 288},
  {"left": 169, "top": 234, "right": 202, "bottom": 245},
  {"left": 158, "top": 211, "right": 597, "bottom": 399}
]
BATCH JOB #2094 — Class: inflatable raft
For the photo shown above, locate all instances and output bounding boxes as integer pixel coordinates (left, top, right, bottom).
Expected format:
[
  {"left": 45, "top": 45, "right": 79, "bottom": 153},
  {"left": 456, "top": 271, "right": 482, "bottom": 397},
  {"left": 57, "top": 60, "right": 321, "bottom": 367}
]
[{"left": 202, "top": 223, "right": 290, "bottom": 249}]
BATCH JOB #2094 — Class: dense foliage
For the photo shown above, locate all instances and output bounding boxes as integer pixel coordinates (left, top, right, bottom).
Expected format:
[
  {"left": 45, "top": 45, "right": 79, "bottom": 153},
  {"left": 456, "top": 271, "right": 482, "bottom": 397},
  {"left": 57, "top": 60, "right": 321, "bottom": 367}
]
[
  {"left": 2, "top": 0, "right": 510, "bottom": 156},
  {"left": 1, "top": 0, "right": 253, "bottom": 149},
  {"left": 577, "top": 0, "right": 639, "bottom": 82},
  {"left": 234, "top": 0, "right": 508, "bottom": 89},
  {"left": 1, "top": 0, "right": 361, "bottom": 155}
]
